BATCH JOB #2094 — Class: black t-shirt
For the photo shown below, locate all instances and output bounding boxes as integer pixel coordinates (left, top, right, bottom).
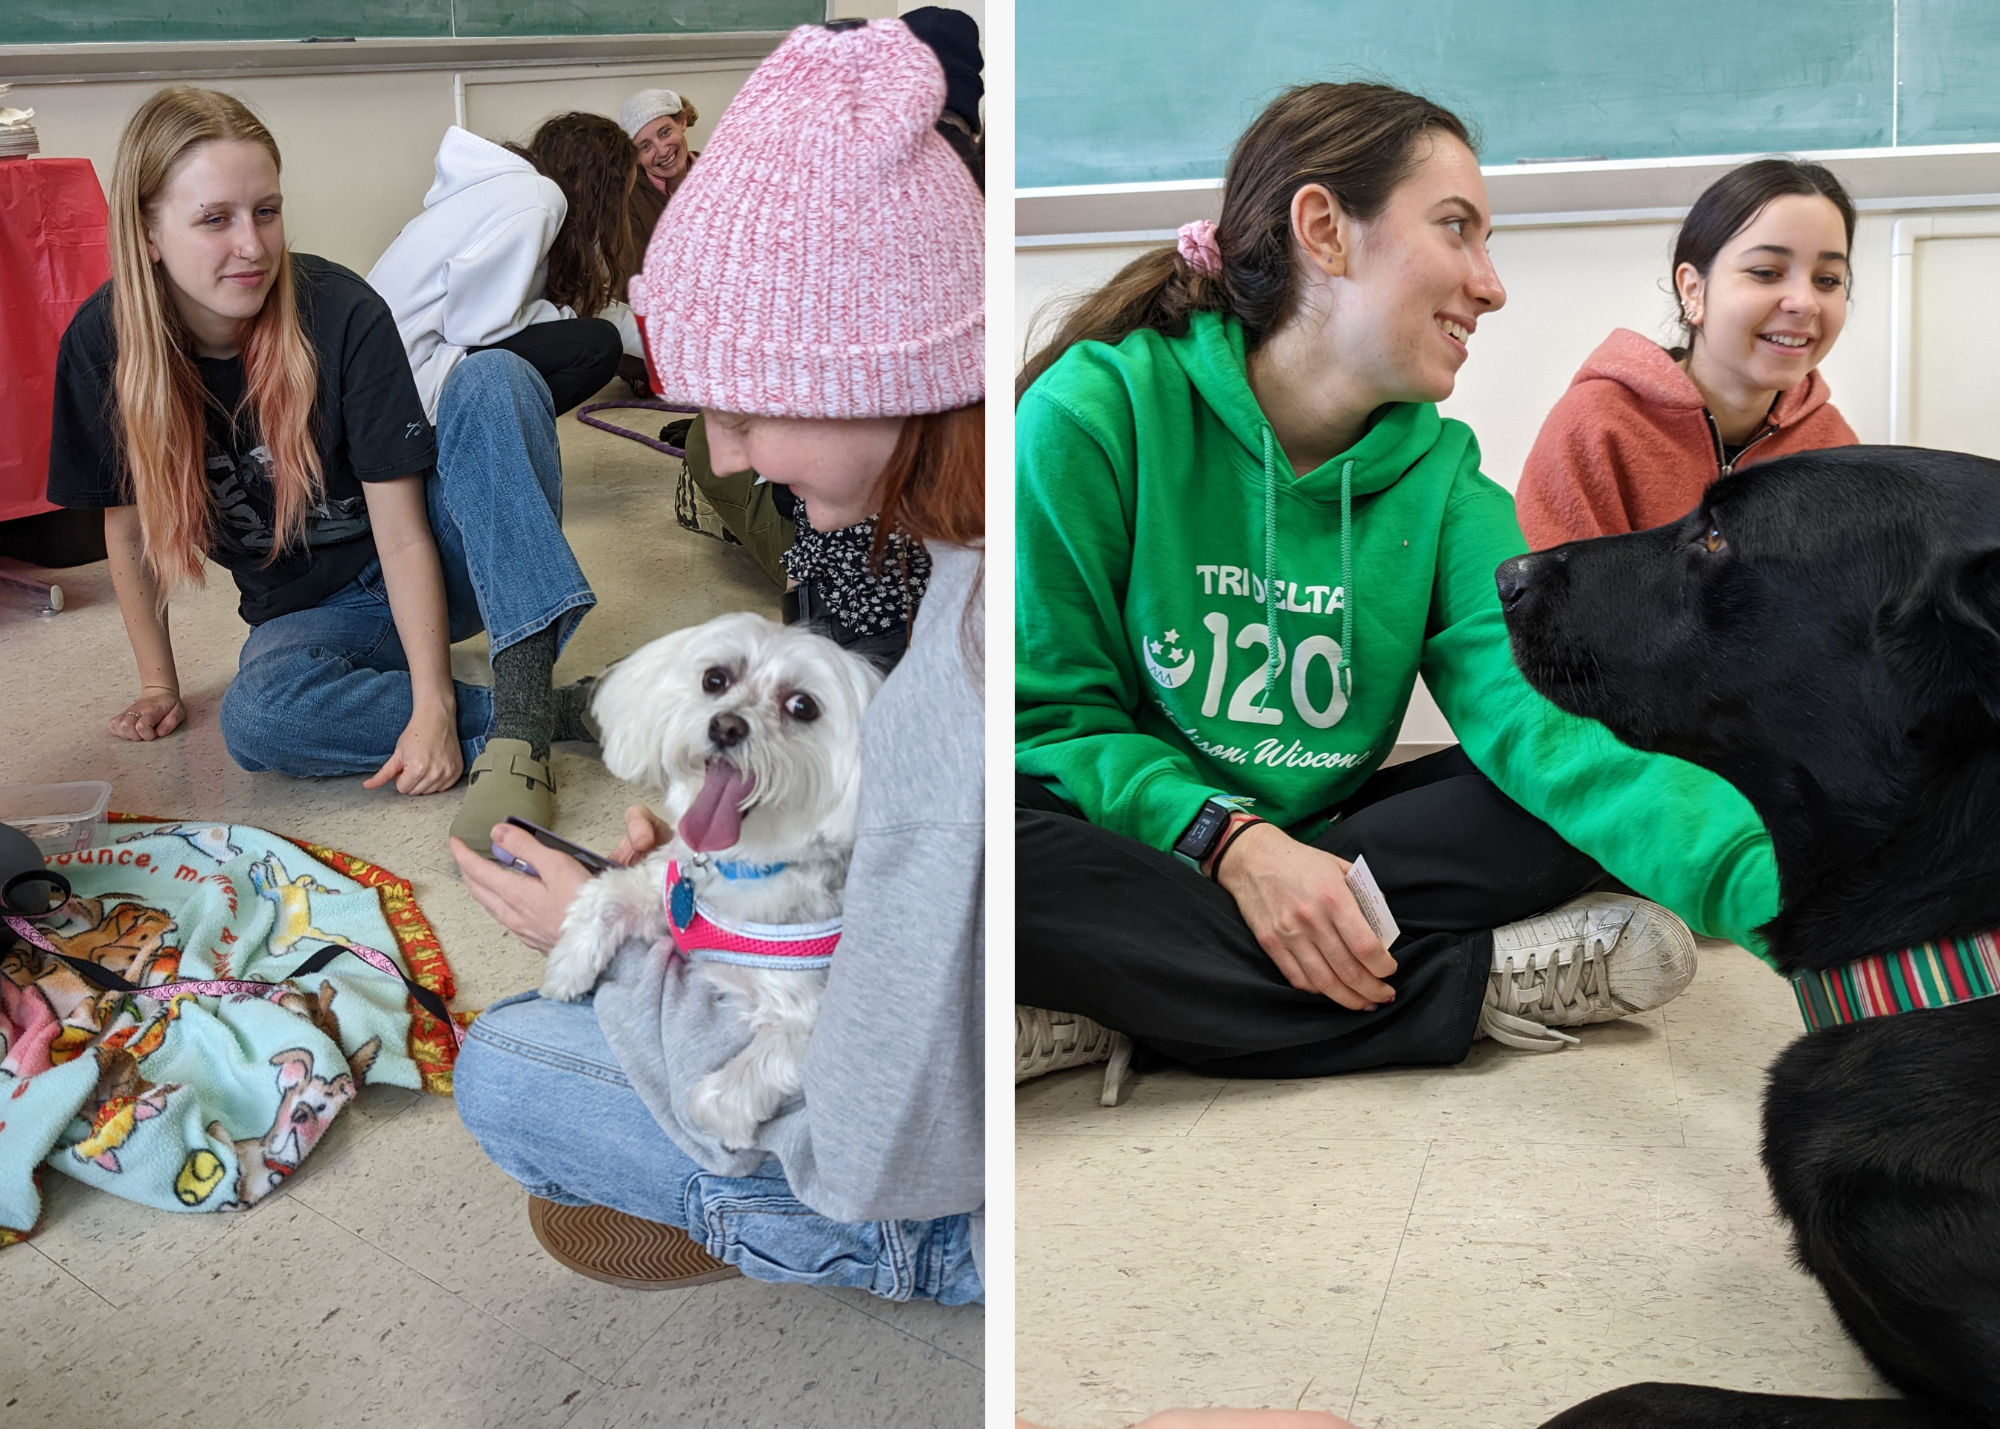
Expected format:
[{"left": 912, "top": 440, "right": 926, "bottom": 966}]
[{"left": 47, "top": 253, "right": 436, "bottom": 625}]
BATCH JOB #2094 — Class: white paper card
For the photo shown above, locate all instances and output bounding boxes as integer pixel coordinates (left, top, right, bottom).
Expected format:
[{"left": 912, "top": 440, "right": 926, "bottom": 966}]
[{"left": 1345, "top": 855, "right": 1401, "bottom": 950}]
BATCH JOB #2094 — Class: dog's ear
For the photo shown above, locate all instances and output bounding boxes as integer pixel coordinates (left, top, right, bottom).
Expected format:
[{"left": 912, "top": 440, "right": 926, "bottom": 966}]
[
  {"left": 1878, "top": 546, "right": 2000, "bottom": 724},
  {"left": 589, "top": 633, "right": 689, "bottom": 791},
  {"left": 840, "top": 643, "right": 888, "bottom": 707}
]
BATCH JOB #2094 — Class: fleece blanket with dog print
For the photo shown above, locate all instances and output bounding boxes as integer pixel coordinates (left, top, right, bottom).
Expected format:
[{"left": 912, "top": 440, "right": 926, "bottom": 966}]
[{"left": 0, "top": 820, "right": 462, "bottom": 1240}]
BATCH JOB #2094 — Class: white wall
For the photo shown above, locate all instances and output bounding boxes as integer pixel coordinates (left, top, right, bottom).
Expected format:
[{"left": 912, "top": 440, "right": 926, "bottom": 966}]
[
  {"left": 9, "top": 60, "right": 764, "bottom": 277},
  {"left": 1018, "top": 208, "right": 1964, "bottom": 486},
  {"left": 1016, "top": 198, "right": 2000, "bottom": 745},
  {"left": 1908, "top": 227, "right": 2000, "bottom": 457},
  {"left": 8, "top": 0, "right": 986, "bottom": 278}
]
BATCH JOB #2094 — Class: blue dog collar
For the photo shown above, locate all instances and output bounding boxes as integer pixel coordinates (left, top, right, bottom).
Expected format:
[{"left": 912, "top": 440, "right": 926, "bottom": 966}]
[{"left": 711, "top": 860, "right": 787, "bottom": 880}]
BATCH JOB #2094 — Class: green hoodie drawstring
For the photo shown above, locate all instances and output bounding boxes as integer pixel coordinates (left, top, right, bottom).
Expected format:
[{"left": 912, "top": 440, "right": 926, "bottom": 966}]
[
  {"left": 1257, "top": 431, "right": 1355, "bottom": 710},
  {"left": 1338, "top": 457, "right": 1353, "bottom": 699},
  {"left": 1256, "top": 426, "right": 1280, "bottom": 710}
]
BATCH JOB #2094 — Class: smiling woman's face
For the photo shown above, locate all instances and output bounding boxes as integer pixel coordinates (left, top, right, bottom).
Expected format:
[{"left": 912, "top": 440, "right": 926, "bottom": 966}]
[
  {"left": 144, "top": 138, "right": 283, "bottom": 355},
  {"left": 1313, "top": 134, "right": 1508, "bottom": 408},
  {"left": 1678, "top": 193, "right": 1850, "bottom": 397},
  {"left": 635, "top": 111, "right": 691, "bottom": 188}
]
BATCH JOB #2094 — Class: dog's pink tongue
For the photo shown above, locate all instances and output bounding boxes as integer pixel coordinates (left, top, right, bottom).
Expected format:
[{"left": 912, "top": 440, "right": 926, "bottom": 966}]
[{"left": 680, "top": 761, "right": 755, "bottom": 852}]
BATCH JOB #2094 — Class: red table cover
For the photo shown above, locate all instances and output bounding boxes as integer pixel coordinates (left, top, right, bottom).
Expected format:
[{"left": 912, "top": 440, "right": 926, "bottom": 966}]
[{"left": 0, "top": 158, "right": 110, "bottom": 523}]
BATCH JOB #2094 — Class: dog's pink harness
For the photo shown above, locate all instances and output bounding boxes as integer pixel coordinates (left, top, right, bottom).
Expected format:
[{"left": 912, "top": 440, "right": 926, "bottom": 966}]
[
  {"left": 664, "top": 859, "right": 840, "bottom": 970},
  {"left": 1793, "top": 928, "right": 2000, "bottom": 1031}
]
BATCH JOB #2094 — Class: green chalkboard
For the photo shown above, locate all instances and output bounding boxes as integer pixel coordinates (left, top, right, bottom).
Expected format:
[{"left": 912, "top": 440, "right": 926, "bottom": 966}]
[
  {"left": 1019, "top": 0, "right": 1993, "bottom": 189},
  {"left": 1900, "top": 0, "right": 2000, "bottom": 146},
  {"left": 1, "top": 0, "right": 818, "bottom": 45}
]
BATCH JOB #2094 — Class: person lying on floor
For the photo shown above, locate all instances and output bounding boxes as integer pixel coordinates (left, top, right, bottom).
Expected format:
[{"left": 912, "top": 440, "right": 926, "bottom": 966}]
[
  {"left": 368, "top": 112, "right": 639, "bottom": 424},
  {"left": 46, "top": 86, "right": 595, "bottom": 851},
  {"left": 1014, "top": 80, "right": 1780, "bottom": 1090},
  {"left": 449, "top": 18, "right": 987, "bottom": 1301}
]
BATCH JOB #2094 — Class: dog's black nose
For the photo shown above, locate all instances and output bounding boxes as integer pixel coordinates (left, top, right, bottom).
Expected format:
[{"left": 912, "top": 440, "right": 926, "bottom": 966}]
[
  {"left": 1497, "top": 550, "right": 1565, "bottom": 613},
  {"left": 708, "top": 712, "right": 749, "bottom": 748},
  {"left": 1495, "top": 555, "right": 1533, "bottom": 612}
]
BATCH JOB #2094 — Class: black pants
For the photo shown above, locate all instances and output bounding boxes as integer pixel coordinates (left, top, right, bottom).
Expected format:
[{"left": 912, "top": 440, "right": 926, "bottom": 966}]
[
  {"left": 472, "top": 318, "right": 622, "bottom": 418},
  {"left": 1016, "top": 747, "right": 1605, "bottom": 1078}
]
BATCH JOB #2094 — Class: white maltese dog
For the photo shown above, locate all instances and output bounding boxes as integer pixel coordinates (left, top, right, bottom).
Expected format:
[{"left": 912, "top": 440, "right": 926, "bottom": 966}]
[{"left": 540, "top": 612, "right": 883, "bottom": 1149}]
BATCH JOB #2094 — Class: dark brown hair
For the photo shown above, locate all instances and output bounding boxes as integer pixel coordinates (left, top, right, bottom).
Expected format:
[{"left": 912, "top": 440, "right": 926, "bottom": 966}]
[
  {"left": 1017, "top": 82, "right": 1474, "bottom": 400},
  {"left": 1671, "top": 157, "right": 1856, "bottom": 347},
  {"left": 510, "top": 111, "right": 640, "bottom": 319}
]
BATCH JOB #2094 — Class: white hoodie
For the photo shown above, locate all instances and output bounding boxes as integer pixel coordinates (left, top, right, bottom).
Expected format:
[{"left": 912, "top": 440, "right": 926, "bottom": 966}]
[{"left": 368, "top": 127, "right": 575, "bottom": 421}]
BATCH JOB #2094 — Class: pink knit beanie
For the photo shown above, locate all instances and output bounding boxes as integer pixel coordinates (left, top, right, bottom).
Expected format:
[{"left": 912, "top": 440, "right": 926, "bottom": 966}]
[{"left": 633, "top": 19, "right": 984, "bottom": 419}]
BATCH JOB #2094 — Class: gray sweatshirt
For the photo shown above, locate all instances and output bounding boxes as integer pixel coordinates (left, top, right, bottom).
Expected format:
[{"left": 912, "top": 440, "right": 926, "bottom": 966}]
[{"left": 594, "top": 543, "right": 985, "bottom": 1227}]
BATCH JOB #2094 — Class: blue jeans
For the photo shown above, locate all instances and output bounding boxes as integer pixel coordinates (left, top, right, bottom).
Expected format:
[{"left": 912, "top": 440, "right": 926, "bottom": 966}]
[
  {"left": 219, "top": 351, "right": 597, "bottom": 776},
  {"left": 453, "top": 991, "right": 983, "bottom": 1305}
]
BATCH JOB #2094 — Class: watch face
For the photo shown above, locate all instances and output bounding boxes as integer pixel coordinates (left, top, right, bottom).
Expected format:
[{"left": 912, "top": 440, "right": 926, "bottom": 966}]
[{"left": 1179, "top": 804, "right": 1227, "bottom": 857}]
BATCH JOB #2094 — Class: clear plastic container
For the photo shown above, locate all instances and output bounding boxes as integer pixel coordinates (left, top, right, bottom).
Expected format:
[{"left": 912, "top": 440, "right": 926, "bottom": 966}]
[{"left": 0, "top": 780, "right": 113, "bottom": 857}]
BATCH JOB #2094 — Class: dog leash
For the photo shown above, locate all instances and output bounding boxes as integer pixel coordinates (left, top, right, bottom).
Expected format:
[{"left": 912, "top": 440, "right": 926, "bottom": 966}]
[
  {"left": 575, "top": 398, "right": 698, "bottom": 457},
  {"left": 1793, "top": 928, "right": 2000, "bottom": 1031},
  {"left": 3, "top": 913, "right": 463, "bottom": 1048}
]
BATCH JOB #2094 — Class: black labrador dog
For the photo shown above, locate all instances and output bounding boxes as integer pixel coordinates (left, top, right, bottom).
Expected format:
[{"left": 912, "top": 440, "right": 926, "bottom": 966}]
[{"left": 1496, "top": 446, "right": 2000, "bottom": 1429}]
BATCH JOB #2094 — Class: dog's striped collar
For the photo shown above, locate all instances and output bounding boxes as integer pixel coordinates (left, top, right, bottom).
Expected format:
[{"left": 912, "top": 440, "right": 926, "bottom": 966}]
[
  {"left": 1793, "top": 929, "right": 2000, "bottom": 1031},
  {"left": 714, "top": 860, "right": 786, "bottom": 880},
  {"left": 665, "top": 859, "right": 839, "bottom": 970},
  {"left": 688, "top": 854, "right": 789, "bottom": 880}
]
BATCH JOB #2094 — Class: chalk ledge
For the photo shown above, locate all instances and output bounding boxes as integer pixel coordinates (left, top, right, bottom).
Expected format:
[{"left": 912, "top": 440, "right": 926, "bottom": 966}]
[{"left": 1018, "top": 142, "right": 2000, "bottom": 241}]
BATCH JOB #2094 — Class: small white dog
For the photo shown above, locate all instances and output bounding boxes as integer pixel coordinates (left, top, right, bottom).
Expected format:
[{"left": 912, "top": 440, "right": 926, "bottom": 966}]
[{"left": 540, "top": 612, "right": 883, "bottom": 1149}]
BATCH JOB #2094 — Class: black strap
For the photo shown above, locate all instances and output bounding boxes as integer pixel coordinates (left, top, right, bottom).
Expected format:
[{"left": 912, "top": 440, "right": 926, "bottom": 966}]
[
  {"left": 2, "top": 867, "right": 70, "bottom": 918},
  {"left": 44, "top": 945, "right": 136, "bottom": 994},
  {"left": 284, "top": 940, "right": 457, "bottom": 1029},
  {"left": 6, "top": 925, "right": 454, "bottom": 1030}
]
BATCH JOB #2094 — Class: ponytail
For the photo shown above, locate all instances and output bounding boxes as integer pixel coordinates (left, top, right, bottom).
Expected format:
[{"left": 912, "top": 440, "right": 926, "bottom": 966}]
[{"left": 1016, "top": 246, "right": 1221, "bottom": 402}]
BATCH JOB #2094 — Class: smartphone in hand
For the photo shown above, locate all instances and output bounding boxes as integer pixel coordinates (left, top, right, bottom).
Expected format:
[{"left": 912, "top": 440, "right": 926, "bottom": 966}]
[{"left": 495, "top": 816, "right": 617, "bottom": 878}]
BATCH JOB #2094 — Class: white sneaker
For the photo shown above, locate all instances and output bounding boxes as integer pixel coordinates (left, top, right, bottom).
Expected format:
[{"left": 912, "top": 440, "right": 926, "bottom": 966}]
[
  {"left": 1476, "top": 894, "right": 1697, "bottom": 1052},
  {"left": 1015, "top": 1005, "right": 1134, "bottom": 1106}
]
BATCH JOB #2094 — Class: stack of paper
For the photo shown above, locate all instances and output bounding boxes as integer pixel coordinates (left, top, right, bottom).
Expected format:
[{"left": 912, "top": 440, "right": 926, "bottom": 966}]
[{"left": 0, "top": 86, "right": 39, "bottom": 159}]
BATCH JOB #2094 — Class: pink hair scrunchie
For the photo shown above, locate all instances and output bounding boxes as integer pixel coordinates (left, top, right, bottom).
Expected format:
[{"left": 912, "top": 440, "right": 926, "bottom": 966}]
[{"left": 1177, "top": 219, "right": 1222, "bottom": 277}]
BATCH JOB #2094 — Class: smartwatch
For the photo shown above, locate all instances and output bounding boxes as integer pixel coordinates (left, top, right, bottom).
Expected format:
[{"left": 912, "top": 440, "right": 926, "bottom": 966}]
[{"left": 1172, "top": 799, "right": 1236, "bottom": 869}]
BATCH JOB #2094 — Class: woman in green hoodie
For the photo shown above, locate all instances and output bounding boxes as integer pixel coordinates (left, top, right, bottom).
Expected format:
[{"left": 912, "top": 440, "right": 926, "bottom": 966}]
[{"left": 1015, "top": 82, "right": 1780, "bottom": 1088}]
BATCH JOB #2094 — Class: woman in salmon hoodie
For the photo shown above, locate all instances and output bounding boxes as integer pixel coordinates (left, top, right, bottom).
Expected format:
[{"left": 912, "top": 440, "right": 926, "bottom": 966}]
[{"left": 1515, "top": 159, "right": 1858, "bottom": 549}]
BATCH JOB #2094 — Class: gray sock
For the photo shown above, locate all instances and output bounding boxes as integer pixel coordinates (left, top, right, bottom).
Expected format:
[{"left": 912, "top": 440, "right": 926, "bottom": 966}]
[
  {"left": 552, "top": 677, "right": 597, "bottom": 744},
  {"left": 489, "top": 624, "right": 558, "bottom": 760}
]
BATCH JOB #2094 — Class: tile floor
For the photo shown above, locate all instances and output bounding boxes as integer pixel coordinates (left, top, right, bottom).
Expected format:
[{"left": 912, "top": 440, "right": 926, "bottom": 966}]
[
  {"left": 0, "top": 395, "right": 981, "bottom": 1429},
  {"left": 1016, "top": 938, "right": 1892, "bottom": 1429}
]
